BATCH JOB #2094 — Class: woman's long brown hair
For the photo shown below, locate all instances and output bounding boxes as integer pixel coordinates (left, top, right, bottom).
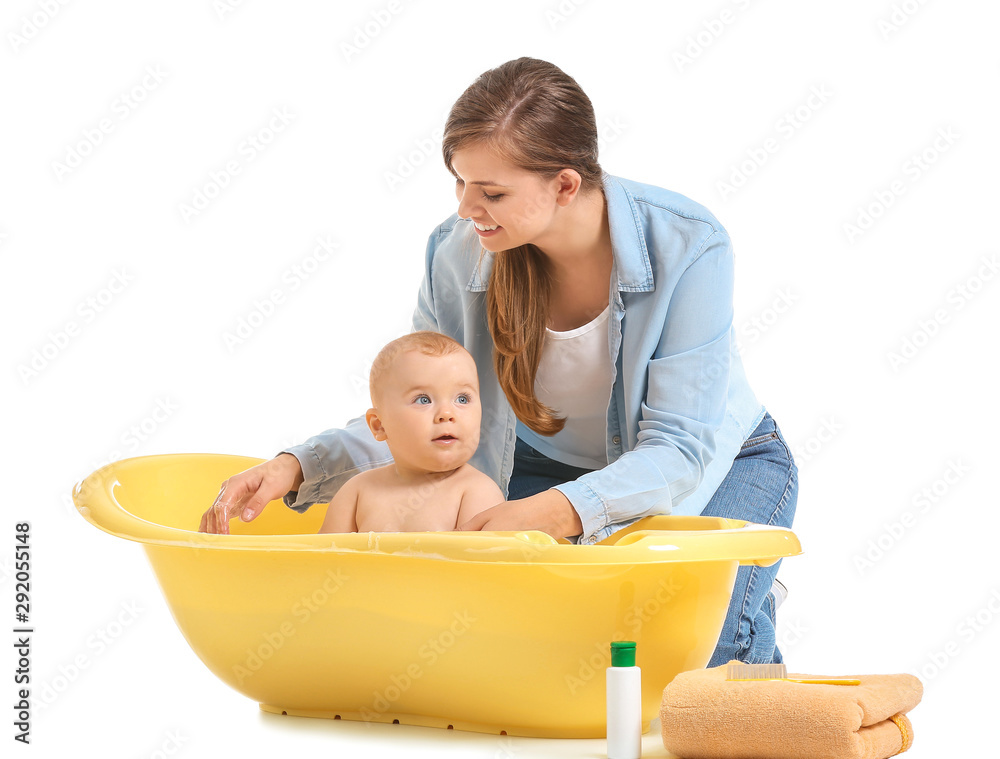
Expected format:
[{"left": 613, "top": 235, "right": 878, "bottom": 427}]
[{"left": 441, "top": 57, "right": 604, "bottom": 435}]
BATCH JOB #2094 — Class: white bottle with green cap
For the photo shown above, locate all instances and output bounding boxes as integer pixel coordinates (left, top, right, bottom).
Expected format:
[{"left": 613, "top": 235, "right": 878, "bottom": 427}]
[{"left": 606, "top": 640, "right": 641, "bottom": 759}]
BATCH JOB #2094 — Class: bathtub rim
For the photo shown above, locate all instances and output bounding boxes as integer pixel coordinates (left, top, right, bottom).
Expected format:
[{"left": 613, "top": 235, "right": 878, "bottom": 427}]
[{"left": 73, "top": 452, "right": 802, "bottom": 566}]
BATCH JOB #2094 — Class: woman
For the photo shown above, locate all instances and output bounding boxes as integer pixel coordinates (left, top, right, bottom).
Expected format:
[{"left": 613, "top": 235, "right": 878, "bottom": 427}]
[{"left": 200, "top": 57, "right": 798, "bottom": 666}]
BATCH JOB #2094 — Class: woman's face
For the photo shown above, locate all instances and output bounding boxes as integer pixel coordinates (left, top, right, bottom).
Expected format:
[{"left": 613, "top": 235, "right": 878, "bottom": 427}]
[{"left": 451, "top": 144, "right": 568, "bottom": 252}]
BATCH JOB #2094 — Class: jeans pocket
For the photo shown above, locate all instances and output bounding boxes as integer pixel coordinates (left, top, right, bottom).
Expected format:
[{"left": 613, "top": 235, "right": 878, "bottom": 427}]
[
  {"left": 740, "top": 431, "right": 778, "bottom": 450},
  {"left": 514, "top": 439, "right": 549, "bottom": 461}
]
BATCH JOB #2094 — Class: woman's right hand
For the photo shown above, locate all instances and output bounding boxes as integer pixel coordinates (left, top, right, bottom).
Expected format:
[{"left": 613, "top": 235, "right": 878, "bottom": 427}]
[{"left": 198, "top": 453, "right": 304, "bottom": 534}]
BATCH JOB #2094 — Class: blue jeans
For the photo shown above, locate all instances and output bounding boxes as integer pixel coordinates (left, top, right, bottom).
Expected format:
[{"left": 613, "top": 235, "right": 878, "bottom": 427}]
[
  {"left": 700, "top": 410, "right": 798, "bottom": 666},
  {"left": 507, "top": 409, "right": 798, "bottom": 666},
  {"left": 507, "top": 438, "right": 598, "bottom": 501}
]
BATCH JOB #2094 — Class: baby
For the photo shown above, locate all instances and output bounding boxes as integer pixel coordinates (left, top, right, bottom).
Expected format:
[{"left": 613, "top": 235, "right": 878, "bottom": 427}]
[{"left": 319, "top": 331, "right": 504, "bottom": 533}]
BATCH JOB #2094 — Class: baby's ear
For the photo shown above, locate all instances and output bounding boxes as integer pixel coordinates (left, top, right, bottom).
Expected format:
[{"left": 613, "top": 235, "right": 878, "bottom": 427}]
[{"left": 365, "top": 408, "right": 387, "bottom": 441}]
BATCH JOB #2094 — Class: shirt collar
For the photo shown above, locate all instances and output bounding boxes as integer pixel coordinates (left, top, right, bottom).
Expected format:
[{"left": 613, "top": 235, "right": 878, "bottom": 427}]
[{"left": 466, "top": 171, "right": 654, "bottom": 293}]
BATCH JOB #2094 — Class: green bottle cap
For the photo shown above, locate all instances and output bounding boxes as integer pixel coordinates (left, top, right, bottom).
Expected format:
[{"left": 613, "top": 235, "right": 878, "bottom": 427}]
[{"left": 610, "top": 641, "right": 636, "bottom": 667}]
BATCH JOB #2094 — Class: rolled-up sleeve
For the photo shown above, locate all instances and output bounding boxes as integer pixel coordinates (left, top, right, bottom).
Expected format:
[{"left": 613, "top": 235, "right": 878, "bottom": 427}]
[
  {"left": 280, "top": 416, "right": 393, "bottom": 512},
  {"left": 554, "top": 230, "right": 735, "bottom": 542}
]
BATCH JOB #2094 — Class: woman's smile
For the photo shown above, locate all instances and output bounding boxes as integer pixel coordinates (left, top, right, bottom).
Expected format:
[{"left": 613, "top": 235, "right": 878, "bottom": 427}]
[{"left": 473, "top": 221, "right": 502, "bottom": 237}]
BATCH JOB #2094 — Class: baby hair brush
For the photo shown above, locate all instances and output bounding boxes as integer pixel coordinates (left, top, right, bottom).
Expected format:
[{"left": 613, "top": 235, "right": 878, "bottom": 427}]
[{"left": 726, "top": 663, "right": 861, "bottom": 686}]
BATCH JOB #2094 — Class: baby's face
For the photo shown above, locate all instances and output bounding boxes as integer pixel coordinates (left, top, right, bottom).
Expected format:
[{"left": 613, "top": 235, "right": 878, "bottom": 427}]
[{"left": 371, "top": 350, "right": 483, "bottom": 473}]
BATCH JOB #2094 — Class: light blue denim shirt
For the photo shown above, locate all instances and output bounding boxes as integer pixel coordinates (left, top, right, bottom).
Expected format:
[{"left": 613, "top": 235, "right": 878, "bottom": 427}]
[{"left": 282, "top": 171, "right": 765, "bottom": 544}]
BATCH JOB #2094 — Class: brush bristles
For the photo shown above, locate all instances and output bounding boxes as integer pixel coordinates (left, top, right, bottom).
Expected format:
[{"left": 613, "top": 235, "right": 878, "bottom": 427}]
[{"left": 726, "top": 662, "right": 789, "bottom": 681}]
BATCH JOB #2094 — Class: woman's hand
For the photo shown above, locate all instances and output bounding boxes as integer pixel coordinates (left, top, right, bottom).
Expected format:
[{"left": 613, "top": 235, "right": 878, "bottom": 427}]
[
  {"left": 457, "top": 488, "right": 584, "bottom": 539},
  {"left": 198, "top": 453, "right": 304, "bottom": 534}
]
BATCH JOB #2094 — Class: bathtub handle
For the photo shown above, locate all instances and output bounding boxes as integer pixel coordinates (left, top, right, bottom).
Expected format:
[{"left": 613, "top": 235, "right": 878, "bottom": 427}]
[
  {"left": 610, "top": 524, "right": 801, "bottom": 566},
  {"left": 71, "top": 453, "right": 329, "bottom": 548}
]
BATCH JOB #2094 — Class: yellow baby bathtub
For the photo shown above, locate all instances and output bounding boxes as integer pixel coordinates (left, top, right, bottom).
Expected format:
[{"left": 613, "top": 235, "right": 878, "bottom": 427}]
[{"left": 73, "top": 453, "right": 801, "bottom": 738}]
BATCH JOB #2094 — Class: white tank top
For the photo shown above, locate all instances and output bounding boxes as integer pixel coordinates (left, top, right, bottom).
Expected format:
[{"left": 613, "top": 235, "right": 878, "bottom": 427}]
[{"left": 518, "top": 304, "right": 615, "bottom": 469}]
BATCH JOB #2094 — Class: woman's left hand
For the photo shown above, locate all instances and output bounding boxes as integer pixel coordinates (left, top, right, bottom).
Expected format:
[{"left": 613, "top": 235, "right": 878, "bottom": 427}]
[{"left": 457, "top": 489, "right": 584, "bottom": 539}]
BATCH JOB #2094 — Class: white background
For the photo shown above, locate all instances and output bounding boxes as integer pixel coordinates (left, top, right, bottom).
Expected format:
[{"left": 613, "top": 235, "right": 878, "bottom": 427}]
[{"left": 3, "top": 0, "right": 999, "bottom": 756}]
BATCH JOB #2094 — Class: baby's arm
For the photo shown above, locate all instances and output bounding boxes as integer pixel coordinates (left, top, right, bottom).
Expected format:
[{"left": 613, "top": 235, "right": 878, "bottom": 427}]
[
  {"left": 456, "top": 469, "right": 505, "bottom": 526},
  {"left": 318, "top": 476, "right": 360, "bottom": 533}
]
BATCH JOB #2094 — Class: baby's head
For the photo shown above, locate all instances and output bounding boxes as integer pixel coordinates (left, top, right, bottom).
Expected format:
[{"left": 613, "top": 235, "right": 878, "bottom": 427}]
[{"left": 366, "top": 331, "right": 483, "bottom": 474}]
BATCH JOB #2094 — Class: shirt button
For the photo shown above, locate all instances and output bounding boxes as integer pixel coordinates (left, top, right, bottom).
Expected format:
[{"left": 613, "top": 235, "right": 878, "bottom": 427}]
[{"left": 612, "top": 435, "right": 621, "bottom": 445}]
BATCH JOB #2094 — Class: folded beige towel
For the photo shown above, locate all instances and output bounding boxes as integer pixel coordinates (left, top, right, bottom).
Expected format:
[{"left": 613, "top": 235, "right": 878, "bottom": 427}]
[{"left": 660, "top": 661, "right": 922, "bottom": 759}]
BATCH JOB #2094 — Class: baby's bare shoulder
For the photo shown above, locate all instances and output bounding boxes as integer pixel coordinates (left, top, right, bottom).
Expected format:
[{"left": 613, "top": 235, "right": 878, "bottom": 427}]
[
  {"left": 351, "top": 465, "right": 394, "bottom": 487},
  {"left": 457, "top": 465, "right": 503, "bottom": 495}
]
